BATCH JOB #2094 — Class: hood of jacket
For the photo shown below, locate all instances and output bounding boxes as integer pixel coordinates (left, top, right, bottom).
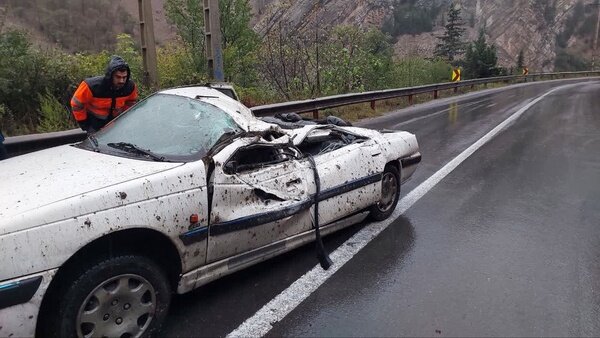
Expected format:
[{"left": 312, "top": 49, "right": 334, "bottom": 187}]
[{"left": 104, "top": 55, "right": 131, "bottom": 84}]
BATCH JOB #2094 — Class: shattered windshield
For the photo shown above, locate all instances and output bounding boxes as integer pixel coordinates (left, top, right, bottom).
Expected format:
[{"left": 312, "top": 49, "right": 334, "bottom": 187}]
[{"left": 89, "top": 94, "right": 243, "bottom": 160}]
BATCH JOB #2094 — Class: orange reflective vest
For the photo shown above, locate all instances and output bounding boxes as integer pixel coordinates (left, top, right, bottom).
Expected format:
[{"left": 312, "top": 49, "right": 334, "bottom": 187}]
[{"left": 70, "top": 77, "right": 137, "bottom": 131}]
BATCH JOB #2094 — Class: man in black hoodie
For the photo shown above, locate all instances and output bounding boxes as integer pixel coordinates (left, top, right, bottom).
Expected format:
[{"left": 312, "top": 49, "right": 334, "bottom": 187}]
[{"left": 70, "top": 55, "right": 138, "bottom": 133}]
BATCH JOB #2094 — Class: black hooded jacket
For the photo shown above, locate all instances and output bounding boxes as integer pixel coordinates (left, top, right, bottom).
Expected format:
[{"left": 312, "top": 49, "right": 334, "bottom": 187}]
[
  {"left": 70, "top": 55, "right": 138, "bottom": 132},
  {"left": 84, "top": 55, "right": 135, "bottom": 98}
]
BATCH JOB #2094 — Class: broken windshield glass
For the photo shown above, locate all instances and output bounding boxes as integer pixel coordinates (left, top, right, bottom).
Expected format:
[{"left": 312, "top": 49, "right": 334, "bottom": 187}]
[{"left": 90, "top": 94, "right": 243, "bottom": 160}]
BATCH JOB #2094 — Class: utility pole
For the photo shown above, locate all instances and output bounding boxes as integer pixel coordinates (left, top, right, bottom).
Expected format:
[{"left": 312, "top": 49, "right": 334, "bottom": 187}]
[
  {"left": 204, "top": 0, "right": 225, "bottom": 82},
  {"left": 138, "top": 0, "right": 159, "bottom": 89},
  {"left": 315, "top": 0, "right": 322, "bottom": 95},
  {"left": 593, "top": 1, "right": 600, "bottom": 70}
]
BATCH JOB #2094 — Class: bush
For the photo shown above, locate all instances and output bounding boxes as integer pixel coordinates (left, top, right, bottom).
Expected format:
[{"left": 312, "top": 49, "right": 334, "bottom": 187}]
[
  {"left": 0, "top": 104, "right": 17, "bottom": 136},
  {"left": 158, "top": 41, "right": 206, "bottom": 88},
  {"left": 37, "top": 92, "right": 77, "bottom": 132},
  {"left": 554, "top": 50, "right": 589, "bottom": 71},
  {"left": 392, "top": 58, "right": 452, "bottom": 87},
  {"left": 382, "top": 1, "right": 443, "bottom": 37}
]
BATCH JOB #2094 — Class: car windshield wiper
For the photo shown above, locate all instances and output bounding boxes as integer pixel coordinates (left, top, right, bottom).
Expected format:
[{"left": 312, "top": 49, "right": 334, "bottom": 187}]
[
  {"left": 213, "top": 129, "right": 244, "bottom": 147},
  {"left": 107, "top": 142, "right": 166, "bottom": 162},
  {"left": 87, "top": 133, "right": 99, "bottom": 151}
]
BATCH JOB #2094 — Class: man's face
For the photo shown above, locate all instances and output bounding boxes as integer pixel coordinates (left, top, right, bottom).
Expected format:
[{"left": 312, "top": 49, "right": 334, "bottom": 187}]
[{"left": 112, "top": 70, "right": 128, "bottom": 89}]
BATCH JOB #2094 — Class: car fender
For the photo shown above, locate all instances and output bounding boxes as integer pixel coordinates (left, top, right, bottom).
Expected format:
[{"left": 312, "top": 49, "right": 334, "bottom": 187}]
[{"left": 0, "top": 162, "right": 209, "bottom": 281}]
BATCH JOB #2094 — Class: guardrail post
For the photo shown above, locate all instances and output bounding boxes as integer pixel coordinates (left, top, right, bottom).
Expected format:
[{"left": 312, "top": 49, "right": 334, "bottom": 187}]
[
  {"left": 313, "top": 110, "right": 319, "bottom": 119},
  {"left": 408, "top": 95, "right": 413, "bottom": 105},
  {"left": 370, "top": 100, "right": 376, "bottom": 111},
  {"left": 453, "top": 87, "right": 458, "bottom": 93},
  {"left": 433, "top": 90, "right": 438, "bottom": 99}
]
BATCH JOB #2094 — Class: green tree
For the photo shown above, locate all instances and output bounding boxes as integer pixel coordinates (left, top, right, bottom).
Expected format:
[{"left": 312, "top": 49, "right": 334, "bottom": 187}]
[
  {"left": 434, "top": 3, "right": 467, "bottom": 63},
  {"left": 164, "top": 0, "right": 260, "bottom": 86},
  {"left": 0, "top": 30, "right": 46, "bottom": 133},
  {"left": 516, "top": 49, "right": 525, "bottom": 73},
  {"left": 554, "top": 50, "right": 589, "bottom": 71},
  {"left": 0, "top": 29, "right": 79, "bottom": 133},
  {"left": 382, "top": 1, "right": 442, "bottom": 37},
  {"left": 164, "top": 0, "right": 206, "bottom": 76},
  {"left": 220, "top": 0, "right": 260, "bottom": 86},
  {"left": 359, "top": 29, "right": 395, "bottom": 90},
  {"left": 463, "top": 30, "right": 501, "bottom": 79}
]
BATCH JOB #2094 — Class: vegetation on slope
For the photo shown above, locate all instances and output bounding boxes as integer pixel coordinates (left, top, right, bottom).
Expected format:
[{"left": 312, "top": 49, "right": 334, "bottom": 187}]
[{"left": 0, "top": 0, "right": 534, "bottom": 136}]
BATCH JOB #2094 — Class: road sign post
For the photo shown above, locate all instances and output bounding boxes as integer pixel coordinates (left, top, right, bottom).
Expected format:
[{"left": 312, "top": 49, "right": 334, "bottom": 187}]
[{"left": 452, "top": 68, "right": 461, "bottom": 82}]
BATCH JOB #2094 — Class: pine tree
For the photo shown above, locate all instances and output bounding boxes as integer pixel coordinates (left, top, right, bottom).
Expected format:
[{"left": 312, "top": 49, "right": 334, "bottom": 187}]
[
  {"left": 434, "top": 3, "right": 467, "bottom": 63},
  {"left": 464, "top": 30, "right": 501, "bottom": 79},
  {"left": 516, "top": 49, "right": 525, "bottom": 73}
]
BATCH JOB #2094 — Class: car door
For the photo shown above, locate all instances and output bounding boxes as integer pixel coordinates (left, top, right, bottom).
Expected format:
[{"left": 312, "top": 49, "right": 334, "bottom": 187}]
[
  {"left": 207, "top": 139, "right": 313, "bottom": 263},
  {"left": 298, "top": 128, "right": 387, "bottom": 226}
]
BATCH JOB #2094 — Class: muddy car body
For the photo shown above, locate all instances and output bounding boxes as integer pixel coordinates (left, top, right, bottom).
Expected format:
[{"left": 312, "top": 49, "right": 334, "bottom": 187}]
[{"left": 0, "top": 86, "right": 420, "bottom": 337}]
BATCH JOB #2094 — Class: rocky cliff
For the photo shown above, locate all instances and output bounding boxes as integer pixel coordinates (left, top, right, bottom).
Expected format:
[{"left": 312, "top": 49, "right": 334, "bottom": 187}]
[
  {"left": 250, "top": 0, "right": 598, "bottom": 71},
  {"left": 3, "top": 0, "right": 596, "bottom": 71}
]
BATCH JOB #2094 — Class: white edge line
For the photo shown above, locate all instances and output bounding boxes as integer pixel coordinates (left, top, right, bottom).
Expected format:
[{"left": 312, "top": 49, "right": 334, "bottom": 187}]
[{"left": 226, "top": 83, "right": 579, "bottom": 338}]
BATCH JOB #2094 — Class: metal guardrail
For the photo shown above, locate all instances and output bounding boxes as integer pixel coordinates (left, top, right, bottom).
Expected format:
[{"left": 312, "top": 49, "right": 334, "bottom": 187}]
[
  {"left": 4, "top": 71, "right": 600, "bottom": 157},
  {"left": 4, "top": 129, "right": 87, "bottom": 157},
  {"left": 251, "top": 71, "right": 600, "bottom": 116}
]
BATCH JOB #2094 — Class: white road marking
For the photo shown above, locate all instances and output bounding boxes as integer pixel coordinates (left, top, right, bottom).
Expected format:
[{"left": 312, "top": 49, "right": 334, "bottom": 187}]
[
  {"left": 486, "top": 103, "right": 498, "bottom": 108},
  {"left": 227, "top": 83, "right": 578, "bottom": 338}
]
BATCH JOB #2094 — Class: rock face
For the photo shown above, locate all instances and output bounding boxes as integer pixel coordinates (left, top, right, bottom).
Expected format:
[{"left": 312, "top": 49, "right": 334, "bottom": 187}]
[
  {"left": 462, "top": 0, "right": 578, "bottom": 71},
  {"left": 250, "top": 0, "right": 594, "bottom": 71},
  {"left": 9, "top": 0, "right": 591, "bottom": 71},
  {"left": 251, "top": 0, "right": 393, "bottom": 36}
]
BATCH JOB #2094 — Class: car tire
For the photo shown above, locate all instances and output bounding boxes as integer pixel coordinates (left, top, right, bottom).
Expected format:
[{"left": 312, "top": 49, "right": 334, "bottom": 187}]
[
  {"left": 369, "top": 164, "right": 400, "bottom": 221},
  {"left": 46, "top": 255, "right": 171, "bottom": 338}
]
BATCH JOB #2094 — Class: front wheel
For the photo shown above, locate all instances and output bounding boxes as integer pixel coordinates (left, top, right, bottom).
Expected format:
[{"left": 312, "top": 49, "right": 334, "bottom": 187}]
[
  {"left": 47, "top": 255, "right": 171, "bottom": 338},
  {"left": 368, "top": 165, "right": 400, "bottom": 221}
]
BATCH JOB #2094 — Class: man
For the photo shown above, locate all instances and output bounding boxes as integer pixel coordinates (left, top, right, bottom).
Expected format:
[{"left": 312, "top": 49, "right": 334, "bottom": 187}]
[{"left": 71, "top": 55, "right": 138, "bottom": 133}]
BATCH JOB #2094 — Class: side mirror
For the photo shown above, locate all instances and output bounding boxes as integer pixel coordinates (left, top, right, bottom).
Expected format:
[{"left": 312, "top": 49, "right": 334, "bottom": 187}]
[{"left": 224, "top": 160, "right": 237, "bottom": 174}]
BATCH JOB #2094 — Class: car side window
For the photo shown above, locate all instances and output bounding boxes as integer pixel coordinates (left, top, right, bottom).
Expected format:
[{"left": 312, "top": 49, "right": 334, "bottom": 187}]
[
  {"left": 297, "top": 128, "right": 367, "bottom": 156},
  {"left": 225, "top": 144, "right": 296, "bottom": 174}
]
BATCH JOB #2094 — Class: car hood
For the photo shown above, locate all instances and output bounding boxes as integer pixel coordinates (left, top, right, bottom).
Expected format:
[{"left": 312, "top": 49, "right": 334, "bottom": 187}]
[{"left": 0, "top": 145, "right": 183, "bottom": 232}]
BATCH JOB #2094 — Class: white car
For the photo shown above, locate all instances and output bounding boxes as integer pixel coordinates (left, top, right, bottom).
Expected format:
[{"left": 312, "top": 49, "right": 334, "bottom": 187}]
[{"left": 0, "top": 86, "right": 420, "bottom": 337}]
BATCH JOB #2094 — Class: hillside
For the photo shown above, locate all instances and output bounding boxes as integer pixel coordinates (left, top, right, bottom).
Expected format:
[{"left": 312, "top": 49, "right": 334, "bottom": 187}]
[
  {"left": 0, "top": 0, "right": 596, "bottom": 71},
  {"left": 250, "top": 0, "right": 598, "bottom": 72}
]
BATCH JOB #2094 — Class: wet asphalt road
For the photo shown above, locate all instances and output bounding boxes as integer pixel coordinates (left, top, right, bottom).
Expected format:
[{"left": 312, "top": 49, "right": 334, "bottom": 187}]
[{"left": 163, "top": 79, "right": 600, "bottom": 337}]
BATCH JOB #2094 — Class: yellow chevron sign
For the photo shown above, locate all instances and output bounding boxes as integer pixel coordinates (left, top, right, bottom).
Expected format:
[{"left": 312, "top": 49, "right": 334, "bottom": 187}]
[
  {"left": 522, "top": 67, "right": 529, "bottom": 76},
  {"left": 452, "top": 68, "right": 461, "bottom": 82}
]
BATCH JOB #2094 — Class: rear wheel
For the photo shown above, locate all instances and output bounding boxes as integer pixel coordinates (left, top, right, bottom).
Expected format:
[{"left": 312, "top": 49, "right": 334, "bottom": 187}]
[
  {"left": 47, "top": 255, "right": 171, "bottom": 338},
  {"left": 369, "top": 165, "right": 400, "bottom": 221}
]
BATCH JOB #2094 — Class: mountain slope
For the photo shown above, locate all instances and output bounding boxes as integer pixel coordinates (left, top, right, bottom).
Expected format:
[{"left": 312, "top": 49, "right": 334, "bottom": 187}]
[
  {"left": 250, "top": 0, "right": 597, "bottom": 71},
  {"left": 1, "top": 0, "right": 595, "bottom": 71}
]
